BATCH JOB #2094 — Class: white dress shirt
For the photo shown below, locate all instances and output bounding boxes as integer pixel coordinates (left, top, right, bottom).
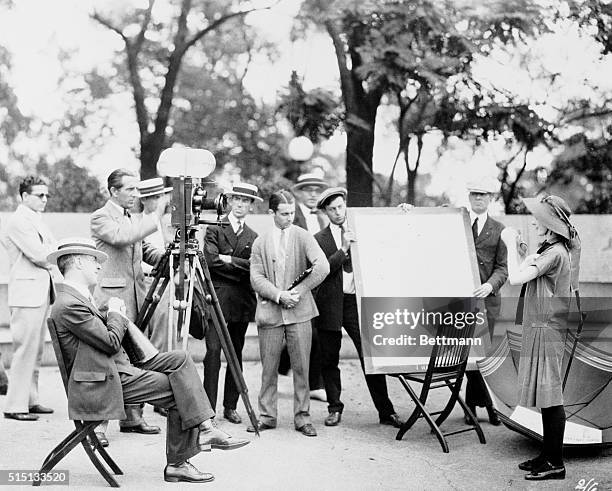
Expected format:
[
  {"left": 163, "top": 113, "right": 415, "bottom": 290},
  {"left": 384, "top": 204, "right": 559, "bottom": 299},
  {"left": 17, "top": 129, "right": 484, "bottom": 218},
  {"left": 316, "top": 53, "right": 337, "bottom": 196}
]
[
  {"left": 299, "top": 203, "right": 322, "bottom": 234},
  {"left": 469, "top": 210, "right": 488, "bottom": 237},
  {"left": 227, "top": 211, "right": 243, "bottom": 234},
  {"left": 330, "top": 222, "right": 355, "bottom": 294}
]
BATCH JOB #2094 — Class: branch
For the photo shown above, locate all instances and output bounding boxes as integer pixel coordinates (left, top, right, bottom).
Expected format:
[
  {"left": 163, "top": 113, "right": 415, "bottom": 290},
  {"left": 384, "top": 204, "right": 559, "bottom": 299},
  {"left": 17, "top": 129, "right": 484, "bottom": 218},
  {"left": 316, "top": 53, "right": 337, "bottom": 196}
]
[
  {"left": 180, "top": 3, "right": 278, "bottom": 57},
  {"left": 134, "top": 0, "right": 156, "bottom": 51},
  {"left": 91, "top": 12, "right": 129, "bottom": 44},
  {"left": 505, "top": 148, "right": 529, "bottom": 211},
  {"left": 325, "top": 19, "right": 353, "bottom": 109}
]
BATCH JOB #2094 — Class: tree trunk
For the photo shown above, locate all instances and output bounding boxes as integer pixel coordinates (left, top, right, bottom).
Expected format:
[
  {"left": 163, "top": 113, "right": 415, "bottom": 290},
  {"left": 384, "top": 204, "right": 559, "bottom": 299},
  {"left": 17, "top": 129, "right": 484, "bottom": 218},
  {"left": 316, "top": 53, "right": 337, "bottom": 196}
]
[
  {"left": 346, "top": 119, "right": 375, "bottom": 207},
  {"left": 140, "top": 133, "right": 164, "bottom": 179}
]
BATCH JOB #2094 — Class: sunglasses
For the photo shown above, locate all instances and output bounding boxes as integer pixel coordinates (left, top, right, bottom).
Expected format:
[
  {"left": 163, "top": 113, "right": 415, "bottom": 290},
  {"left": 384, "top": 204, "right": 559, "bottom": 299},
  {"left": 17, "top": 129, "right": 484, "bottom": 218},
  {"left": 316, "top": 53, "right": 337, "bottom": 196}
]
[{"left": 31, "top": 193, "right": 50, "bottom": 199}]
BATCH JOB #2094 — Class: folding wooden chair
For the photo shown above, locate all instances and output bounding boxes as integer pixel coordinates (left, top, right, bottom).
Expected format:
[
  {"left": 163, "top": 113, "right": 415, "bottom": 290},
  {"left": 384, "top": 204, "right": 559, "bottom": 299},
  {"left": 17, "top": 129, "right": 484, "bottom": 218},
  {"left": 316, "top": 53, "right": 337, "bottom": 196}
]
[
  {"left": 394, "top": 311, "right": 486, "bottom": 453},
  {"left": 33, "top": 319, "right": 123, "bottom": 487}
]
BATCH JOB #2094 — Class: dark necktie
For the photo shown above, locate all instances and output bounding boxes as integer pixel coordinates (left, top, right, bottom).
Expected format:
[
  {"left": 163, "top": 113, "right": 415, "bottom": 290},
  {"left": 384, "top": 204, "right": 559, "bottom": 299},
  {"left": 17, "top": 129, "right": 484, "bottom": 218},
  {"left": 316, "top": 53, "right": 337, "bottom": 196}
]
[
  {"left": 341, "top": 225, "right": 353, "bottom": 273},
  {"left": 472, "top": 217, "right": 478, "bottom": 240},
  {"left": 124, "top": 209, "right": 131, "bottom": 219},
  {"left": 236, "top": 221, "right": 243, "bottom": 236}
]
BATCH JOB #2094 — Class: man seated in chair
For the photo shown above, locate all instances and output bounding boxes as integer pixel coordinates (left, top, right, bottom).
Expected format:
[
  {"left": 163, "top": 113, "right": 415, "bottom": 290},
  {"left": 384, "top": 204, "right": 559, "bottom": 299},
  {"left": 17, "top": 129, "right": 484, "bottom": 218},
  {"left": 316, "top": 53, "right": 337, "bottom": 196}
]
[{"left": 48, "top": 237, "right": 249, "bottom": 483}]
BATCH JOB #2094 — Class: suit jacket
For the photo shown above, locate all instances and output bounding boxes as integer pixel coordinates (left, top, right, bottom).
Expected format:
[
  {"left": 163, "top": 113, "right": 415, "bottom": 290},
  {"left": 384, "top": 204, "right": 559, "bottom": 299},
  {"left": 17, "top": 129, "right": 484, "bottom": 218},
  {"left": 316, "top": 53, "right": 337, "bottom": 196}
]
[
  {"left": 250, "top": 225, "right": 329, "bottom": 328},
  {"left": 1, "top": 204, "right": 56, "bottom": 307},
  {"left": 50, "top": 283, "right": 134, "bottom": 421},
  {"left": 313, "top": 225, "right": 351, "bottom": 332},
  {"left": 293, "top": 204, "right": 328, "bottom": 233},
  {"left": 474, "top": 215, "right": 508, "bottom": 318},
  {"left": 204, "top": 216, "right": 258, "bottom": 322},
  {"left": 91, "top": 200, "right": 163, "bottom": 320}
]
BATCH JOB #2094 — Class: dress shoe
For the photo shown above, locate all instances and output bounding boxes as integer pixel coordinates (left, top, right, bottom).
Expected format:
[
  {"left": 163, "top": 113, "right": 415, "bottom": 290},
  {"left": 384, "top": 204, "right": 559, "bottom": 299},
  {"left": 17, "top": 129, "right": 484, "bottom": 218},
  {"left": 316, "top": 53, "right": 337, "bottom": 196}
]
[
  {"left": 223, "top": 408, "right": 242, "bottom": 424},
  {"left": 524, "top": 461, "right": 566, "bottom": 481},
  {"left": 518, "top": 455, "right": 546, "bottom": 472},
  {"left": 486, "top": 406, "right": 501, "bottom": 426},
  {"left": 309, "top": 389, "right": 327, "bottom": 402},
  {"left": 379, "top": 413, "right": 403, "bottom": 428},
  {"left": 164, "top": 461, "right": 214, "bottom": 483},
  {"left": 324, "top": 412, "right": 342, "bottom": 427},
  {"left": 199, "top": 422, "right": 250, "bottom": 450},
  {"left": 153, "top": 406, "right": 168, "bottom": 417},
  {"left": 0, "top": 383, "right": 7, "bottom": 396},
  {"left": 28, "top": 404, "right": 54, "bottom": 414},
  {"left": 246, "top": 421, "right": 275, "bottom": 433},
  {"left": 120, "top": 421, "right": 161, "bottom": 434},
  {"left": 4, "top": 412, "right": 38, "bottom": 421},
  {"left": 296, "top": 423, "right": 317, "bottom": 437},
  {"left": 94, "top": 432, "right": 109, "bottom": 448}
]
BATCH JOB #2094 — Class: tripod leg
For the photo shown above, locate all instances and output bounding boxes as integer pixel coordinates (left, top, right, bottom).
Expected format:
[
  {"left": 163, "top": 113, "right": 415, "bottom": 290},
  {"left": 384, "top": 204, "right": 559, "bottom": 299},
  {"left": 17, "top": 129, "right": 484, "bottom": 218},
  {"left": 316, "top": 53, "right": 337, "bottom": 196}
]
[
  {"left": 181, "top": 255, "right": 198, "bottom": 351},
  {"left": 168, "top": 252, "right": 176, "bottom": 351},
  {"left": 194, "top": 257, "right": 260, "bottom": 435},
  {"left": 135, "top": 245, "right": 172, "bottom": 329}
]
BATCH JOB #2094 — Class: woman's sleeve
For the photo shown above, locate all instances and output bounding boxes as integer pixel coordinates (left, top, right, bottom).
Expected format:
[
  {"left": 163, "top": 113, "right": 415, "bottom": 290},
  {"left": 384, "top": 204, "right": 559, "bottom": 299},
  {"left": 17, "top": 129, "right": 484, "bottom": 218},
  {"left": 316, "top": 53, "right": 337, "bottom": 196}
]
[{"left": 533, "top": 247, "right": 561, "bottom": 277}]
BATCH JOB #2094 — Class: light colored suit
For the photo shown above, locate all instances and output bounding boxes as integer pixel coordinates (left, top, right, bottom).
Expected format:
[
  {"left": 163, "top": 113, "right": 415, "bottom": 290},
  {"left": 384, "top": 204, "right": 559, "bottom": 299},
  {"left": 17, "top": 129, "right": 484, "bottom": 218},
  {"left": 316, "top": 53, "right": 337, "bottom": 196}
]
[
  {"left": 1, "top": 204, "right": 56, "bottom": 413},
  {"left": 250, "top": 224, "right": 329, "bottom": 428},
  {"left": 90, "top": 201, "right": 162, "bottom": 321}
]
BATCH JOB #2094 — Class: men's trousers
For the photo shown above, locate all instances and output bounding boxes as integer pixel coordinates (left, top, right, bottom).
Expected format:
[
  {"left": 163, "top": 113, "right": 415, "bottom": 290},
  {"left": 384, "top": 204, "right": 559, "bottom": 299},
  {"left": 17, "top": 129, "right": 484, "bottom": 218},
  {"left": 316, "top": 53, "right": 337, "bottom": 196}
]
[
  {"left": 278, "top": 330, "right": 324, "bottom": 391},
  {"left": 121, "top": 350, "right": 215, "bottom": 464},
  {"left": 4, "top": 304, "right": 49, "bottom": 413},
  {"left": 203, "top": 320, "right": 249, "bottom": 411},
  {"left": 318, "top": 294, "right": 395, "bottom": 418},
  {"left": 257, "top": 321, "right": 312, "bottom": 428}
]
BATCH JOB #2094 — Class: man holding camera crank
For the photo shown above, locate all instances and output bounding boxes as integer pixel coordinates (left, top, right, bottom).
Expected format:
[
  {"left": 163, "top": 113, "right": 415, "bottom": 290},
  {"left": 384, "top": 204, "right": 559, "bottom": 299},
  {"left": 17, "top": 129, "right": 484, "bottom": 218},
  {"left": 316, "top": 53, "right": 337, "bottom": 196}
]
[{"left": 48, "top": 237, "right": 249, "bottom": 484}]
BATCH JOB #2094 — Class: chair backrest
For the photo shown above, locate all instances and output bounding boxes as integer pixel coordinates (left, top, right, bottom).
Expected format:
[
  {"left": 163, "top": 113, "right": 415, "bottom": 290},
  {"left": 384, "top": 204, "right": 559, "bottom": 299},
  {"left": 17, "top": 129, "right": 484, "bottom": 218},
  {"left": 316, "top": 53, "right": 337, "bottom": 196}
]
[
  {"left": 425, "top": 300, "right": 478, "bottom": 377},
  {"left": 47, "top": 318, "right": 70, "bottom": 395}
]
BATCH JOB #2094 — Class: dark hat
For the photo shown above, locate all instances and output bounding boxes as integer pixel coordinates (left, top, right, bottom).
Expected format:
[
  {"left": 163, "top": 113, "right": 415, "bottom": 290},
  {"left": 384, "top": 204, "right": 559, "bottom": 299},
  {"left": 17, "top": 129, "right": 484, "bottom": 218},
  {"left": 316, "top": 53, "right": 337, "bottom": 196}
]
[
  {"left": 48, "top": 237, "right": 108, "bottom": 264},
  {"left": 521, "top": 195, "right": 574, "bottom": 240},
  {"left": 138, "top": 178, "right": 172, "bottom": 198},
  {"left": 226, "top": 182, "right": 263, "bottom": 202},
  {"left": 316, "top": 187, "right": 347, "bottom": 209},
  {"left": 292, "top": 173, "right": 328, "bottom": 191}
]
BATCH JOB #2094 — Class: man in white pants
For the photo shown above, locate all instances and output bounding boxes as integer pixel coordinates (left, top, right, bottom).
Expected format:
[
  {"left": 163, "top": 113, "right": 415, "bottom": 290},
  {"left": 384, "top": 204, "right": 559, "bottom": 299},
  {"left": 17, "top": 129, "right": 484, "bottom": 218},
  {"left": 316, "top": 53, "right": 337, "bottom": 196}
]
[{"left": 1, "top": 176, "right": 56, "bottom": 421}]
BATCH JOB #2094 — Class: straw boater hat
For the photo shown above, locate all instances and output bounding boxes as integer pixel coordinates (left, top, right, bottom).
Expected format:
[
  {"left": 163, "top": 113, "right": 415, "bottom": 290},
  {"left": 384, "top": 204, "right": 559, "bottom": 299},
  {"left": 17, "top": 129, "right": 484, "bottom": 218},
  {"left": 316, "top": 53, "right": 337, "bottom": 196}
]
[
  {"left": 521, "top": 195, "right": 575, "bottom": 241},
  {"left": 466, "top": 176, "right": 499, "bottom": 194},
  {"left": 292, "top": 173, "right": 328, "bottom": 191},
  {"left": 47, "top": 237, "right": 108, "bottom": 264},
  {"left": 316, "top": 187, "right": 347, "bottom": 210},
  {"left": 137, "top": 177, "right": 172, "bottom": 198},
  {"left": 226, "top": 182, "right": 263, "bottom": 202}
]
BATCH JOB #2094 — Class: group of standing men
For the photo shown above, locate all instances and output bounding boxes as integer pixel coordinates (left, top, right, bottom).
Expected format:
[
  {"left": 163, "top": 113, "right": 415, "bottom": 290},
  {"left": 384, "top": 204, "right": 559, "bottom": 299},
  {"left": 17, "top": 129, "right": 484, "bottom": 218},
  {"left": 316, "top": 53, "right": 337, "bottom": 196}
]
[{"left": 0, "top": 167, "right": 508, "bottom": 480}]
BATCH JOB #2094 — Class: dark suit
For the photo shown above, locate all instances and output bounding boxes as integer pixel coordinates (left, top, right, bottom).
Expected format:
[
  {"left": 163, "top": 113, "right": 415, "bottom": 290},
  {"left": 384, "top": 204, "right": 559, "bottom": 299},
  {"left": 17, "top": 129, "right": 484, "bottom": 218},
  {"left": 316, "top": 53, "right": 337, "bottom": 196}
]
[
  {"left": 51, "top": 283, "right": 215, "bottom": 463},
  {"left": 203, "top": 216, "right": 257, "bottom": 411},
  {"left": 467, "top": 215, "right": 508, "bottom": 408},
  {"left": 313, "top": 225, "right": 395, "bottom": 418}
]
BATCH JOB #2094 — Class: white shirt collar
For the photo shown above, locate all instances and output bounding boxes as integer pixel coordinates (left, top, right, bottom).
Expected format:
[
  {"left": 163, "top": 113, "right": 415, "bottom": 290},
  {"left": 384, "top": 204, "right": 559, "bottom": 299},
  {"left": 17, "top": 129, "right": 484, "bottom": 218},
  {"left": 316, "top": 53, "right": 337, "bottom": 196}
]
[
  {"left": 469, "top": 210, "right": 488, "bottom": 235},
  {"left": 298, "top": 202, "right": 314, "bottom": 215},
  {"left": 63, "top": 280, "right": 94, "bottom": 303},
  {"left": 17, "top": 204, "right": 42, "bottom": 222},
  {"left": 228, "top": 211, "right": 242, "bottom": 233}
]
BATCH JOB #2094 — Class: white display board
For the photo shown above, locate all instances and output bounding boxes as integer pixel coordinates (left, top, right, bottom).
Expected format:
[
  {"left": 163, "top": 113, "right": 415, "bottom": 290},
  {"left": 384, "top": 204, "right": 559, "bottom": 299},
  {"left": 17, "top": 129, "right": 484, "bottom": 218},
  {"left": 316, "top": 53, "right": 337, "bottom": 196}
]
[{"left": 348, "top": 207, "right": 486, "bottom": 374}]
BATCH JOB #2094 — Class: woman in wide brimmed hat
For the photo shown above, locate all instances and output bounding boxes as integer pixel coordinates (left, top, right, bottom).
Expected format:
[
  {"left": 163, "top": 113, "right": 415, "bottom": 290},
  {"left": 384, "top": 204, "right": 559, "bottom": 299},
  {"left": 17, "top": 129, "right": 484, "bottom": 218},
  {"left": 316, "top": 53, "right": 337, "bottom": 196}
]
[{"left": 500, "top": 195, "right": 580, "bottom": 482}]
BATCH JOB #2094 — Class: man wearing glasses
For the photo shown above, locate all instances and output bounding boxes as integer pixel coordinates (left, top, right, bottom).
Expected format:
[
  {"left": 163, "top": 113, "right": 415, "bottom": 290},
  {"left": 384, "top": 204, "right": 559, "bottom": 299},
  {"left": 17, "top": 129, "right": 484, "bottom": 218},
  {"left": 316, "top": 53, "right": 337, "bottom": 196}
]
[{"left": 1, "top": 176, "right": 56, "bottom": 421}]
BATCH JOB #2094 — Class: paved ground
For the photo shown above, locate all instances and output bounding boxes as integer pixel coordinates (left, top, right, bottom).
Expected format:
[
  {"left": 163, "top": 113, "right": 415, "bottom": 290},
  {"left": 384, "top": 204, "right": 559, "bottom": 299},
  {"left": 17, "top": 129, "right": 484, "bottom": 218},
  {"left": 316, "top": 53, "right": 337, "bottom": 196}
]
[{"left": 1, "top": 361, "right": 610, "bottom": 490}]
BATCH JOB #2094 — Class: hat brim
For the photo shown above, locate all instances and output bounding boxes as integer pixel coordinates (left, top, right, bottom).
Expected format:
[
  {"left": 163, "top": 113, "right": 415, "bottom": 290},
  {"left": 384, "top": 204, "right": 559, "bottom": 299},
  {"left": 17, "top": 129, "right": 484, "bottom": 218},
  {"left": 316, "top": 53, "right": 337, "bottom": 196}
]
[
  {"left": 226, "top": 191, "right": 263, "bottom": 202},
  {"left": 292, "top": 181, "right": 328, "bottom": 191},
  {"left": 316, "top": 187, "right": 347, "bottom": 209},
  {"left": 48, "top": 247, "right": 108, "bottom": 264},
  {"left": 139, "top": 187, "right": 172, "bottom": 198},
  {"left": 522, "top": 198, "right": 571, "bottom": 240},
  {"left": 467, "top": 188, "right": 493, "bottom": 194}
]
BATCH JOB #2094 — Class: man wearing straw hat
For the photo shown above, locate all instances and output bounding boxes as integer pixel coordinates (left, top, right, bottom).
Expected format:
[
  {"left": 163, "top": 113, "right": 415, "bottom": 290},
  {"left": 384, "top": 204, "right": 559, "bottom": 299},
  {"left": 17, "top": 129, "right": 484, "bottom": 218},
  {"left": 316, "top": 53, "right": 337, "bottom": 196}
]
[
  {"left": 464, "top": 177, "right": 507, "bottom": 427},
  {"left": 138, "top": 178, "right": 173, "bottom": 353},
  {"left": 90, "top": 169, "right": 167, "bottom": 443},
  {"left": 48, "top": 237, "right": 249, "bottom": 483},
  {"left": 203, "top": 182, "right": 261, "bottom": 424}
]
